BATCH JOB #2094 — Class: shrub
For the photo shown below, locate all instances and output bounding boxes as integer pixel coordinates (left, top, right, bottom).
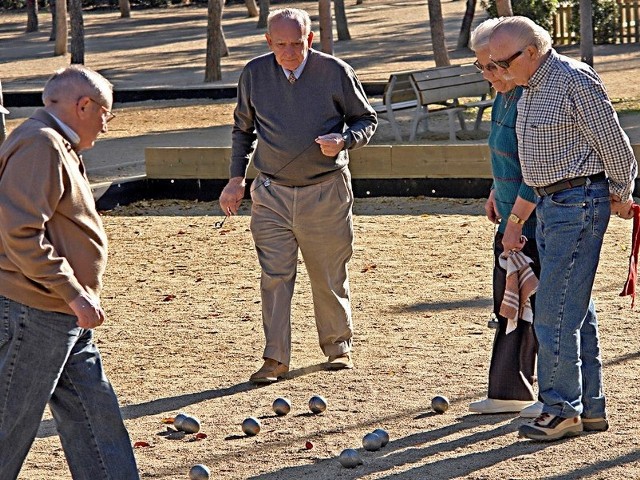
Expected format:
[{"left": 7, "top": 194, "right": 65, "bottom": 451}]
[
  {"left": 569, "top": 0, "right": 618, "bottom": 44},
  {"left": 481, "top": 0, "right": 560, "bottom": 32}
]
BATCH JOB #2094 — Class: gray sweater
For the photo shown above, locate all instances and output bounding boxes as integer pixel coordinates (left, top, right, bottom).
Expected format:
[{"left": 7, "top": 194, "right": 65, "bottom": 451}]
[{"left": 231, "top": 48, "right": 377, "bottom": 186}]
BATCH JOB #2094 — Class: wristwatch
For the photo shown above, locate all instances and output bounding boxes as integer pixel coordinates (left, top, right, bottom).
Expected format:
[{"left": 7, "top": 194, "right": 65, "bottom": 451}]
[
  {"left": 341, "top": 131, "right": 352, "bottom": 150},
  {"left": 508, "top": 213, "right": 526, "bottom": 225}
]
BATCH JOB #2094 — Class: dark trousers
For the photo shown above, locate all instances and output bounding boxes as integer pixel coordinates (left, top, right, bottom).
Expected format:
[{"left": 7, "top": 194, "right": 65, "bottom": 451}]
[{"left": 487, "top": 232, "right": 539, "bottom": 401}]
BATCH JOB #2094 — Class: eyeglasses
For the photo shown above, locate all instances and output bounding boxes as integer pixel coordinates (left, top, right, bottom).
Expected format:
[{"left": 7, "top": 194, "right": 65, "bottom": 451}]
[
  {"left": 473, "top": 60, "right": 498, "bottom": 73},
  {"left": 491, "top": 50, "right": 524, "bottom": 70},
  {"left": 87, "top": 97, "right": 116, "bottom": 123}
]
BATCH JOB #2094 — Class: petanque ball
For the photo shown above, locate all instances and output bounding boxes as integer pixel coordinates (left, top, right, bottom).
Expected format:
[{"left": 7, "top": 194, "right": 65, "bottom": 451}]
[
  {"left": 242, "top": 416, "right": 261, "bottom": 436},
  {"left": 181, "top": 415, "right": 201, "bottom": 433},
  {"left": 431, "top": 395, "right": 450, "bottom": 414},
  {"left": 189, "top": 464, "right": 210, "bottom": 480},
  {"left": 272, "top": 397, "right": 292, "bottom": 416},
  {"left": 173, "top": 412, "right": 188, "bottom": 431},
  {"left": 308, "top": 395, "right": 327, "bottom": 414},
  {"left": 372, "top": 428, "right": 390, "bottom": 447},
  {"left": 338, "top": 448, "right": 363, "bottom": 468},
  {"left": 362, "top": 432, "right": 382, "bottom": 451}
]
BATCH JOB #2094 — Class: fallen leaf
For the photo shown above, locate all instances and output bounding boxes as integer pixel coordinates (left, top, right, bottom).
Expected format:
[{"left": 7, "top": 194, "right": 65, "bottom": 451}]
[
  {"left": 162, "top": 294, "right": 176, "bottom": 302},
  {"left": 133, "top": 441, "right": 151, "bottom": 448},
  {"left": 161, "top": 417, "right": 175, "bottom": 424}
]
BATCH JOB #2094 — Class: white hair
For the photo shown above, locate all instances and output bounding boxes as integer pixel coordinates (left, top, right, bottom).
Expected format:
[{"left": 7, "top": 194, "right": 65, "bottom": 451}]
[
  {"left": 490, "top": 16, "right": 553, "bottom": 55},
  {"left": 267, "top": 8, "right": 311, "bottom": 36},
  {"left": 42, "top": 65, "right": 113, "bottom": 107},
  {"left": 470, "top": 17, "right": 503, "bottom": 51}
]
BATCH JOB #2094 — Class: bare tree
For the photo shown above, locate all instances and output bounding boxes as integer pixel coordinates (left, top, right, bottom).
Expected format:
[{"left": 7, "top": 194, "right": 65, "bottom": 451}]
[
  {"left": 54, "top": 0, "right": 68, "bottom": 56},
  {"left": 119, "top": 0, "right": 131, "bottom": 19},
  {"left": 69, "top": 0, "right": 85, "bottom": 64},
  {"left": 495, "top": 0, "right": 512, "bottom": 16},
  {"left": 427, "top": 0, "right": 450, "bottom": 66},
  {"left": 334, "top": 0, "right": 351, "bottom": 41},
  {"left": 579, "top": 0, "right": 593, "bottom": 66},
  {"left": 205, "top": 0, "right": 224, "bottom": 81},
  {"left": 26, "top": 0, "right": 38, "bottom": 33},
  {"left": 257, "top": 0, "right": 269, "bottom": 28},
  {"left": 318, "top": 0, "right": 333, "bottom": 54},
  {"left": 245, "top": 0, "right": 258, "bottom": 17},
  {"left": 49, "top": 0, "right": 56, "bottom": 40},
  {"left": 457, "top": 0, "right": 476, "bottom": 48}
]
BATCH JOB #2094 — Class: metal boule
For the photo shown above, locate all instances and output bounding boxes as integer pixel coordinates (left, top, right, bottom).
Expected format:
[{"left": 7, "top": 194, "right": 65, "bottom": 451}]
[
  {"left": 431, "top": 395, "right": 450, "bottom": 414},
  {"left": 181, "top": 415, "right": 201, "bottom": 433},
  {"left": 189, "top": 464, "right": 210, "bottom": 480},
  {"left": 242, "top": 416, "right": 261, "bottom": 436},
  {"left": 362, "top": 432, "right": 382, "bottom": 451},
  {"left": 272, "top": 397, "right": 291, "bottom": 416},
  {"left": 308, "top": 395, "right": 327, "bottom": 414},
  {"left": 372, "top": 428, "right": 389, "bottom": 447},
  {"left": 338, "top": 448, "right": 363, "bottom": 468},
  {"left": 173, "top": 412, "right": 188, "bottom": 431}
]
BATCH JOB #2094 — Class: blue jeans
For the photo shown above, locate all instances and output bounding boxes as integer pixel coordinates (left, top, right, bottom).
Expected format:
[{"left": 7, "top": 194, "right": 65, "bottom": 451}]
[
  {"left": 534, "top": 179, "right": 609, "bottom": 419},
  {"left": 0, "top": 295, "right": 139, "bottom": 480}
]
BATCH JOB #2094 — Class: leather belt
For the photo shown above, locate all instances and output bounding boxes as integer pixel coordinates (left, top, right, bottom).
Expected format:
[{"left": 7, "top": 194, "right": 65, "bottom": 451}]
[{"left": 533, "top": 172, "right": 607, "bottom": 197}]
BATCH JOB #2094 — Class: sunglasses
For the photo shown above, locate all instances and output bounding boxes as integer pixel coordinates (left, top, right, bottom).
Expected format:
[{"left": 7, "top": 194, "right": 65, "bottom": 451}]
[
  {"left": 473, "top": 60, "right": 499, "bottom": 73},
  {"left": 491, "top": 50, "right": 524, "bottom": 70}
]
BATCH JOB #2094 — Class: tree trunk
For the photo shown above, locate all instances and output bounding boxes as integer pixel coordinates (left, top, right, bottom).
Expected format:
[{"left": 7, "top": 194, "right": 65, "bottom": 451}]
[
  {"left": 245, "top": 0, "right": 258, "bottom": 17},
  {"left": 495, "top": 0, "right": 512, "bottom": 17},
  {"left": 49, "top": 0, "right": 56, "bottom": 40},
  {"left": 69, "top": 0, "right": 84, "bottom": 64},
  {"left": 579, "top": 0, "right": 593, "bottom": 66},
  {"left": 318, "top": 0, "right": 333, "bottom": 54},
  {"left": 205, "top": 0, "right": 223, "bottom": 81},
  {"left": 334, "top": 0, "right": 351, "bottom": 41},
  {"left": 119, "top": 0, "right": 131, "bottom": 18},
  {"left": 26, "top": 0, "right": 38, "bottom": 33},
  {"left": 218, "top": 0, "right": 229, "bottom": 57},
  {"left": 257, "top": 0, "right": 269, "bottom": 28},
  {"left": 457, "top": 0, "right": 476, "bottom": 49},
  {"left": 54, "top": 0, "right": 67, "bottom": 56},
  {"left": 355, "top": 0, "right": 363, "bottom": 4},
  {"left": 427, "top": 0, "right": 450, "bottom": 66}
]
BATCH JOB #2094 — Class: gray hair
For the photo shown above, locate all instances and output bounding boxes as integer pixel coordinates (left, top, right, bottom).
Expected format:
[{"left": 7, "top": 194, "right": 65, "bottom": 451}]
[
  {"left": 42, "top": 65, "right": 113, "bottom": 107},
  {"left": 470, "top": 17, "right": 502, "bottom": 51},
  {"left": 490, "top": 16, "right": 552, "bottom": 55},
  {"left": 267, "top": 8, "right": 311, "bottom": 36}
]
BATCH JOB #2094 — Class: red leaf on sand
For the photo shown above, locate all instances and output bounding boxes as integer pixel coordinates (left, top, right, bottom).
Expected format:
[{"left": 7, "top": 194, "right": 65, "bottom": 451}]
[
  {"left": 305, "top": 441, "right": 313, "bottom": 450},
  {"left": 162, "top": 294, "right": 176, "bottom": 302},
  {"left": 133, "top": 441, "right": 150, "bottom": 448},
  {"left": 195, "top": 433, "right": 208, "bottom": 439}
]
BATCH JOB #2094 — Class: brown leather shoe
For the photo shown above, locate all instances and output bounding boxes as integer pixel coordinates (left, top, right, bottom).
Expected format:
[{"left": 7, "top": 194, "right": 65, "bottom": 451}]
[
  {"left": 326, "top": 353, "right": 353, "bottom": 370},
  {"left": 249, "top": 359, "right": 289, "bottom": 384}
]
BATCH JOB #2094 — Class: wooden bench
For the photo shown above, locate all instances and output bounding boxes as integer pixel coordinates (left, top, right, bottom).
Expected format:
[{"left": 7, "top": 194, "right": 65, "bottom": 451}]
[
  {"left": 371, "top": 72, "right": 417, "bottom": 142},
  {"left": 409, "top": 64, "right": 494, "bottom": 142}
]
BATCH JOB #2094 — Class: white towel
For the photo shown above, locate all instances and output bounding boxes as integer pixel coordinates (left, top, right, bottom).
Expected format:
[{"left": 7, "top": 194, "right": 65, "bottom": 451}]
[{"left": 498, "top": 250, "right": 539, "bottom": 334}]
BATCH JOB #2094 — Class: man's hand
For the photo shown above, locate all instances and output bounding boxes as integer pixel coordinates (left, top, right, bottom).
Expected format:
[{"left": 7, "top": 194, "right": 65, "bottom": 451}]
[
  {"left": 315, "top": 133, "right": 344, "bottom": 157},
  {"left": 611, "top": 195, "right": 634, "bottom": 220},
  {"left": 69, "top": 293, "right": 105, "bottom": 329},
  {"left": 219, "top": 176, "right": 246, "bottom": 216},
  {"left": 485, "top": 190, "right": 500, "bottom": 224}
]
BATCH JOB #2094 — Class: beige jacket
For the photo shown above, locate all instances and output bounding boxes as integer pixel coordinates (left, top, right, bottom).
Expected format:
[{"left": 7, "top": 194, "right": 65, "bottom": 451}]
[{"left": 0, "top": 109, "right": 107, "bottom": 315}]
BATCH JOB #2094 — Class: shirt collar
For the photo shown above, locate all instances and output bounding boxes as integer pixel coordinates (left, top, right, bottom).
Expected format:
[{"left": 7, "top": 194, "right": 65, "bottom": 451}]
[
  {"left": 48, "top": 112, "right": 81, "bottom": 146},
  {"left": 527, "top": 48, "right": 557, "bottom": 90},
  {"left": 281, "top": 53, "right": 309, "bottom": 81}
]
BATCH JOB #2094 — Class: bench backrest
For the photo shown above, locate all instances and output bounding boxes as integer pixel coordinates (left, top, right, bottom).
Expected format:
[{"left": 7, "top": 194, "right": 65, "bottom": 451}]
[
  {"left": 410, "top": 64, "right": 491, "bottom": 106},
  {"left": 383, "top": 72, "right": 415, "bottom": 106}
]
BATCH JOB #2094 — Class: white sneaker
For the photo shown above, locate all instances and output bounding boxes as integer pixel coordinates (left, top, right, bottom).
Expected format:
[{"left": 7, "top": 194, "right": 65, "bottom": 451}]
[
  {"left": 520, "top": 401, "right": 543, "bottom": 418},
  {"left": 469, "top": 398, "right": 536, "bottom": 414}
]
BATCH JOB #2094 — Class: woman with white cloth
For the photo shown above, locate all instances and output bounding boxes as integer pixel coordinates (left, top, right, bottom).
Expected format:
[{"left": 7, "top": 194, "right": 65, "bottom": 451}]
[{"left": 467, "top": 18, "right": 541, "bottom": 417}]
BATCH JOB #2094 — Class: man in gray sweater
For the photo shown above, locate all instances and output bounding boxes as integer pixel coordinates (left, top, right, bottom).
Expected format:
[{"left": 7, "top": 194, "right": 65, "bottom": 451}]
[{"left": 219, "top": 7, "right": 377, "bottom": 384}]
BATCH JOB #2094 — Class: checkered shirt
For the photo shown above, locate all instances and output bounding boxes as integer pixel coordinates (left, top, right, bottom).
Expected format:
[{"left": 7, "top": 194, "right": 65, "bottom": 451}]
[{"left": 516, "top": 49, "right": 637, "bottom": 200}]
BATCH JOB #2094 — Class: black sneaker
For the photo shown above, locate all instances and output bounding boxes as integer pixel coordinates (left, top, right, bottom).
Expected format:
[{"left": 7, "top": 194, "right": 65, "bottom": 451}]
[
  {"left": 582, "top": 417, "right": 609, "bottom": 432},
  {"left": 518, "top": 413, "right": 583, "bottom": 441}
]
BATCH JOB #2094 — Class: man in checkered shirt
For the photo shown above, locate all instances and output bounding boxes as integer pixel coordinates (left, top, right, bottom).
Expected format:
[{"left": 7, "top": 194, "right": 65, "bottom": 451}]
[{"left": 489, "top": 16, "right": 637, "bottom": 442}]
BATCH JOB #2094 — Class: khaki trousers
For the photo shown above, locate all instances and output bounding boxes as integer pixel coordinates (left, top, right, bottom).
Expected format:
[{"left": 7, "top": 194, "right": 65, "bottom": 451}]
[{"left": 250, "top": 169, "right": 354, "bottom": 366}]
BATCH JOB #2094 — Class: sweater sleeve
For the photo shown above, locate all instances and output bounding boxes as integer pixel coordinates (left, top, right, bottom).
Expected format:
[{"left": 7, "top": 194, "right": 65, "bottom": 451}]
[
  {"left": 0, "top": 135, "right": 84, "bottom": 303},
  {"left": 341, "top": 66, "right": 377, "bottom": 150},
  {"left": 230, "top": 66, "right": 258, "bottom": 179}
]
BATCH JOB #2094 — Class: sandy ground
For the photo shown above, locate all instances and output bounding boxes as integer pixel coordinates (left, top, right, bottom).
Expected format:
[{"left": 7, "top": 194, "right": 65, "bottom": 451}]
[
  {"left": 2, "top": 1, "right": 640, "bottom": 479},
  {"left": 17, "top": 197, "right": 640, "bottom": 480}
]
